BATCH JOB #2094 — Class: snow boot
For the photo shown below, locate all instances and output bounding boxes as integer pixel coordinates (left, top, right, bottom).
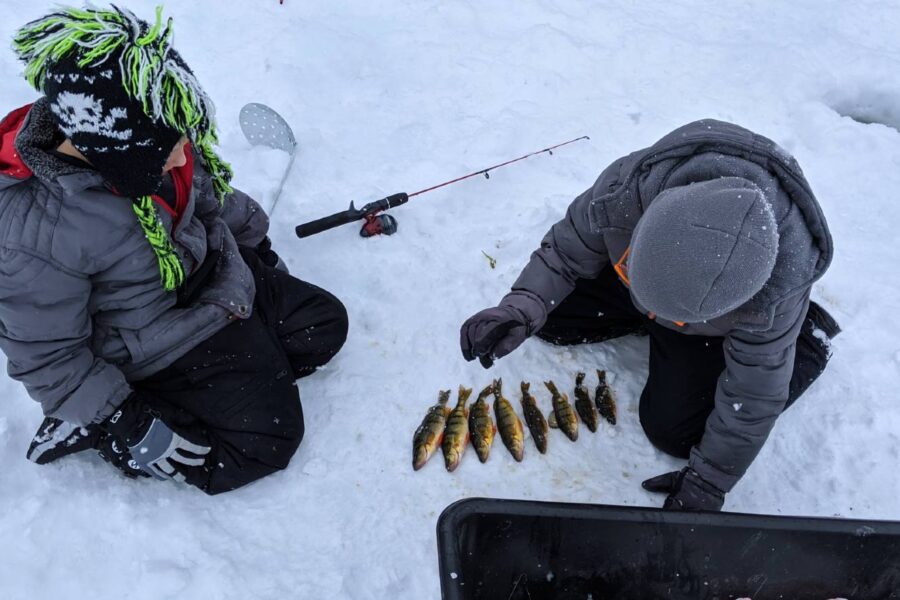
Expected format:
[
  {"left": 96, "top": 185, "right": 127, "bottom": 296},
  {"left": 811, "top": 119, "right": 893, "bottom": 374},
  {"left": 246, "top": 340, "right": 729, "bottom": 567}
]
[{"left": 807, "top": 300, "right": 841, "bottom": 340}]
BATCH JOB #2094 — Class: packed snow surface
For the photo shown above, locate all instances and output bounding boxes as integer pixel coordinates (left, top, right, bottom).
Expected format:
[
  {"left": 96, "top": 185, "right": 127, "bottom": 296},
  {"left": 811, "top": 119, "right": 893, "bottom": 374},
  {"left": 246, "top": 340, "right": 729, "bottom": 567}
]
[{"left": 2, "top": 1, "right": 900, "bottom": 598}]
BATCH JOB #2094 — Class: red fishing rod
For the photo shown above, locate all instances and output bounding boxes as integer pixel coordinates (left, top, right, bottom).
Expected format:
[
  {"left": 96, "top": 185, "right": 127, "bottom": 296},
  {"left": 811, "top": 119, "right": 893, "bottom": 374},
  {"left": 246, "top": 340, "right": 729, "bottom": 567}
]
[{"left": 294, "top": 135, "right": 590, "bottom": 239}]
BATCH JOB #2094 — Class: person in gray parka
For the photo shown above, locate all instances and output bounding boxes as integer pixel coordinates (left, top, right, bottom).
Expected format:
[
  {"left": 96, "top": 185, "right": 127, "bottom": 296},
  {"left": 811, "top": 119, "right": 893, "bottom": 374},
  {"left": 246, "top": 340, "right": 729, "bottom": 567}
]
[
  {"left": 0, "top": 6, "right": 347, "bottom": 494},
  {"left": 461, "top": 119, "right": 840, "bottom": 511}
]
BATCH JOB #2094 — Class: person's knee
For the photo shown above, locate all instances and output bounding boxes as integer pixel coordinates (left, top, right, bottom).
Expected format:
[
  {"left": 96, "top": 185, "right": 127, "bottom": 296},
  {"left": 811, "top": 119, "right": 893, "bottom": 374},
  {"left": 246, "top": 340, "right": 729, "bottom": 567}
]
[
  {"left": 285, "top": 290, "right": 349, "bottom": 379},
  {"left": 639, "top": 394, "right": 696, "bottom": 459},
  {"left": 329, "top": 296, "right": 349, "bottom": 354},
  {"left": 313, "top": 293, "right": 349, "bottom": 363},
  {"left": 272, "top": 390, "right": 305, "bottom": 463},
  {"left": 200, "top": 400, "right": 305, "bottom": 495},
  {"left": 536, "top": 319, "right": 645, "bottom": 346},
  {"left": 276, "top": 416, "right": 304, "bottom": 470},
  {"left": 641, "top": 419, "right": 693, "bottom": 459}
]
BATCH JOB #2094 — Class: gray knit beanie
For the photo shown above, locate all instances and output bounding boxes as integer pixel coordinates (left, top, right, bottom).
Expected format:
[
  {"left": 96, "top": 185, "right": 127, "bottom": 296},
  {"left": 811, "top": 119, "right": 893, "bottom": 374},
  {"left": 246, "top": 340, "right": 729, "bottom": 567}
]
[{"left": 628, "top": 177, "right": 778, "bottom": 323}]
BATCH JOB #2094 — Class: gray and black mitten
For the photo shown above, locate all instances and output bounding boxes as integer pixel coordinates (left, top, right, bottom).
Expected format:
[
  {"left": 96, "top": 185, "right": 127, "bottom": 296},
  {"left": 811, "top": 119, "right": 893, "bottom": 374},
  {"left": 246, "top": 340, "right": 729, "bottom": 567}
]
[{"left": 460, "top": 290, "right": 547, "bottom": 368}]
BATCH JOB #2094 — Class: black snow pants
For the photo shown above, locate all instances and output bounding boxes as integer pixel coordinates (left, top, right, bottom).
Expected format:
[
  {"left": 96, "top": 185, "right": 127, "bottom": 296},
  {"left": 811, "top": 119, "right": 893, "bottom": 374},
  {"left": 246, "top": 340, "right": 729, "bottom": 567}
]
[
  {"left": 134, "top": 249, "right": 348, "bottom": 494},
  {"left": 536, "top": 265, "right": 838, "bottom": 459}
]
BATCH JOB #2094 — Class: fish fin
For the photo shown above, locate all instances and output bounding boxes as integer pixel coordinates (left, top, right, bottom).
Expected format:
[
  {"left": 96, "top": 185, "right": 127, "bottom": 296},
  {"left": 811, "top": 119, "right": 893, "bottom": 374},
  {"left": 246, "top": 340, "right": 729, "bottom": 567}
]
[{"left": 548, "top": 412, "right": 558, "bottom": 428}]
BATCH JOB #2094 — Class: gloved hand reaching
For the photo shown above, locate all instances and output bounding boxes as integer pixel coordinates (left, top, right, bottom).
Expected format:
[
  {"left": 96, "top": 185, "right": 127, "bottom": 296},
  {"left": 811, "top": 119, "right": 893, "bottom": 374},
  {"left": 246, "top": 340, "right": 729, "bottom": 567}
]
[
  {"left": 642, "top": 467, "right": 726, "bottom": 512},
  {"left": 460, "top": 290, "right": 547, "bottom": 368},
  {"left": 102, "top": 392, "right": 211, "bottom": 482}
]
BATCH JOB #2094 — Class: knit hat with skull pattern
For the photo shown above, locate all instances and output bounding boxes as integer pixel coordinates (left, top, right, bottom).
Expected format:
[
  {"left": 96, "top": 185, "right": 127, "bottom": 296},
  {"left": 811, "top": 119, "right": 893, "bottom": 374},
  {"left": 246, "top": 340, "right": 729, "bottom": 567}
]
[{"left": 12, "top": 4, "right": 233, "bottom": 291}]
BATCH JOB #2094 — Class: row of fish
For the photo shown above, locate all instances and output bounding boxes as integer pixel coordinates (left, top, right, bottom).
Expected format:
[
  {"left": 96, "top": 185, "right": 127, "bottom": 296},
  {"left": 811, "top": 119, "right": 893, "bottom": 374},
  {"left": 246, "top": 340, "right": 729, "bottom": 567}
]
[{"left": 412, "top": 371, "right": 618, "bottom": 472}]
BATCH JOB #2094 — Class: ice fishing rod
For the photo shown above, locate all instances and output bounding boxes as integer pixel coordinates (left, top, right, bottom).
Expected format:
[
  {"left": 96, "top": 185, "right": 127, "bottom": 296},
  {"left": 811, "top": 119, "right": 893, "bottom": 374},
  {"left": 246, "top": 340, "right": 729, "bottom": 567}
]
[{"left": 294, "top": 135, "right": 590, "bottom": 239}]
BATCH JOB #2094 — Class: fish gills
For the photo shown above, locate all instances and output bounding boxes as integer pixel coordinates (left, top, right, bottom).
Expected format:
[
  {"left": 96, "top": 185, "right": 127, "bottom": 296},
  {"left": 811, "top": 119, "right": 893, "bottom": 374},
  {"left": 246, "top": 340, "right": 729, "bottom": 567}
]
[
  {"left": 413, "top": 389, "right": 451, "bottom": 470},
  {"left": 442, "top": 386, "right": 472, "bottom": 472},
  {"left": 574, "top": 372, "right": 600, "bottom": 433},
  {"left": 492, "top": 378, "right": 525, "bottom": 462},
  {"left": 469, "top": 384, "right": 496, "bottom": 463},
  {"left": 595, "top": 370, "right": 618, "bottom": 426},
  {"left": 545, "top": 380, "right": 579, "bottom": 442},
  {"left": 520, "top": 381, "right": 548, "bottom": 454}
]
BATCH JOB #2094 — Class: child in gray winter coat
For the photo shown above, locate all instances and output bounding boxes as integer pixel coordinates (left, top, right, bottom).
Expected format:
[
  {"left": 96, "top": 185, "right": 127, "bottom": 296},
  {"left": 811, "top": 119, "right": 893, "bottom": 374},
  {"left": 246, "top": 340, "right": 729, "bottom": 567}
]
[
  {"left": 0, "top": 5, "right": 347, "bottom": 493},
  {"left": 461, "top": 119, "right": 840, "bottom": 511}
]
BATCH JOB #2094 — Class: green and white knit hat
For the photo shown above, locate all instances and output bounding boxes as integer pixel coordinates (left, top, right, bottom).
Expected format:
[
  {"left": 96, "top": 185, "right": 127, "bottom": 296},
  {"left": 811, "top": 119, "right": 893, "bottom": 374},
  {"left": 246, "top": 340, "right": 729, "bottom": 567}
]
[{"left": 12, "top": 4, "right": 233, "bottom": 291}]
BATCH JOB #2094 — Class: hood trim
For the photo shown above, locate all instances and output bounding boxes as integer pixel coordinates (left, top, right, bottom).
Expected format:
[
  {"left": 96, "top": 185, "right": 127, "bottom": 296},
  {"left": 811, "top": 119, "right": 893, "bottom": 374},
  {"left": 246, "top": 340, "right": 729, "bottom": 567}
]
[{"left": 14, "top": 97, "right": 100, "bottom": 190}]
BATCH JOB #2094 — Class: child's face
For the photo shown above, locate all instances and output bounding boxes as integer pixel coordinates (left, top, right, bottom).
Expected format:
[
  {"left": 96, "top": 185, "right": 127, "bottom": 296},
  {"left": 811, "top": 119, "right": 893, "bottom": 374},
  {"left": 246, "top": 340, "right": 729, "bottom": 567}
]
[{"left": 162, "top": 136, "right": 190, "bottom": 173}]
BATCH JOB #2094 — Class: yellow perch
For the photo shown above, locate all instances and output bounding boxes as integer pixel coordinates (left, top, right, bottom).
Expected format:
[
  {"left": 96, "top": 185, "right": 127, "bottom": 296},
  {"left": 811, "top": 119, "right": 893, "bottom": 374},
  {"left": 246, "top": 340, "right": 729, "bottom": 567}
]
[
  {"left": 574, "top": 372, "right": 600, "bottom": 433},
  {"left": 520, "top": 381, "right": 548, "bottom": 454},
  {"left": 492, "top": 378, "right": 525, "bottom": 462},
  {"left": 595, "top": 370, "right": 618, "bottom": 426},
  {"left": 442, "top": 386, "right": 472, "bottom": 472},
  {"left": 545, "top": 380, "right": 579, "bottom": 442},
  {"left": 469, "top": 383, "right": 496, "bottom": 463},
  {"left": 412, "top": 389, "right": 452, "bottom": 471}
]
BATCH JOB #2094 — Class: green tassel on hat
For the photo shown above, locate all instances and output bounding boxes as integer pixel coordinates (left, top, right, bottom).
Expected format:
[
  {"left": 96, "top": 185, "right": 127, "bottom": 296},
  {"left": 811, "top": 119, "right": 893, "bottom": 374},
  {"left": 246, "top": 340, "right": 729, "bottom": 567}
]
[{"left": 132, "top": 195, "right": 185, "bottom": 291}]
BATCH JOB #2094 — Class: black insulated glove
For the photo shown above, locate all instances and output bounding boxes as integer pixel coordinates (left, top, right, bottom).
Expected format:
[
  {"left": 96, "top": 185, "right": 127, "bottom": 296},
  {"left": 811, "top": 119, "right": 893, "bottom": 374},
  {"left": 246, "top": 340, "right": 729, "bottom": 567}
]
[
  {"left": 97, "top": 434, "right": 150, "bottom": 479},
  {"left": 460, "top": 291, "right": 547, "bottom": 368},
  {"left": 103, "top": 392, "right": 211, "bottom": 482},
  {"left": 642, "top": 467, "right": 726, "bottom": 512}
]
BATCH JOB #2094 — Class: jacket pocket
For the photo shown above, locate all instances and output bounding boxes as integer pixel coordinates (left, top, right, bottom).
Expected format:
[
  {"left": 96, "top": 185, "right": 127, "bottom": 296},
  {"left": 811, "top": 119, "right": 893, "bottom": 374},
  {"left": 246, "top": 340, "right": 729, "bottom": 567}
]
[
  {"left": 91, "top": 321, "right": 133, "bottom": 366},
  {"left": 118, "top": 328, "right": 145, "bottom": 364}
]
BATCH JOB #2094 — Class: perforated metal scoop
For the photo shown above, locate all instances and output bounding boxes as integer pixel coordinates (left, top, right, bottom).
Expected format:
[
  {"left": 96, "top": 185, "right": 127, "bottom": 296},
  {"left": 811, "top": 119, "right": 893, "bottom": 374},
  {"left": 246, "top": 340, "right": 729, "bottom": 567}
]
[{"left": 239, "top": 103, "right": 298, "bottom": 212}]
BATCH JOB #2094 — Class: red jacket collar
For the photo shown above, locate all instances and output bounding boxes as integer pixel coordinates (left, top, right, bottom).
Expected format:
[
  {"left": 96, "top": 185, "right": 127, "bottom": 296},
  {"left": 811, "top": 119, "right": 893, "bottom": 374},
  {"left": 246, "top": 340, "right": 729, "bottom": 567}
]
[
  {"left": 151, "top": 143, "right": 194, "bottom": 227},
  {"left": 0, "top": 104, "right": 35, "bottom": 179}
]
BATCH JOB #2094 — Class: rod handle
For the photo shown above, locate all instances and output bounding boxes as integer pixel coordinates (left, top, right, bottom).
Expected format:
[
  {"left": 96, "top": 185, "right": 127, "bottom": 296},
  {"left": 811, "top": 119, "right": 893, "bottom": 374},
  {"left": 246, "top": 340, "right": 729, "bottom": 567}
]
[{"left": 295, "top": 205, "right": 360, "bottom": 238}]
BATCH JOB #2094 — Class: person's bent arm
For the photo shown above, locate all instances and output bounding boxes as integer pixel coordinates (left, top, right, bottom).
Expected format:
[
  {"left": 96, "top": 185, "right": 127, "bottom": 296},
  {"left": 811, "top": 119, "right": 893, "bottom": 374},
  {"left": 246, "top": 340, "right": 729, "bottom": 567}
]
[
  {"left": 690, "top": 293, "right": 809, "bottom": 493},
  {"left": 460, "top": 160, "right": 620, "bottom": 366},
  {"left": 0, "top": 251, "right": 131, "bottom": 425}
]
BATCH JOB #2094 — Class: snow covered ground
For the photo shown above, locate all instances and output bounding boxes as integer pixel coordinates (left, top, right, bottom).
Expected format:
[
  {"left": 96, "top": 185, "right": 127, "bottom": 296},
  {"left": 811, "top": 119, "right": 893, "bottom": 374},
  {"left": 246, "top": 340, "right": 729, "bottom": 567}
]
[{"left": 2, "top": 1, "right": 900, "bottom": 598}]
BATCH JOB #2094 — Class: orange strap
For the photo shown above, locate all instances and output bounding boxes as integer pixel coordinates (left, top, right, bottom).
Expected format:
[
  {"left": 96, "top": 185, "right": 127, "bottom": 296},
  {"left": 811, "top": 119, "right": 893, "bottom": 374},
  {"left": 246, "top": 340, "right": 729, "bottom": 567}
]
[
  {"left": 612, "top": 246, "right": 684, "bottom": 327},
  {"left": 613, "top": 246, "right": 631, "bottom": 287}
]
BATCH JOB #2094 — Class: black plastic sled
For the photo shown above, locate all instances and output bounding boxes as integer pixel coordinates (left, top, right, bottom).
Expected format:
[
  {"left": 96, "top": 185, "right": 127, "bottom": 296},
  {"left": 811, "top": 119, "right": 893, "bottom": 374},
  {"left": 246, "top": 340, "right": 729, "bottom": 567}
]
[{"left": 437, "top": 498, "right": 900, "bottom": 600}]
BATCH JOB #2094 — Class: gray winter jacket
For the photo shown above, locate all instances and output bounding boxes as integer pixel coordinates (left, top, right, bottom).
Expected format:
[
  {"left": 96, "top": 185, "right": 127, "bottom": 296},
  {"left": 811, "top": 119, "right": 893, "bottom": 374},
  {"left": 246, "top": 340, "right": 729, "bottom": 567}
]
[
  {"left": 511, "top": 119, "right": 832, "bottom": 492},
  {"left": 0, "top": 99, "right": 269, "bottom": 425}
]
